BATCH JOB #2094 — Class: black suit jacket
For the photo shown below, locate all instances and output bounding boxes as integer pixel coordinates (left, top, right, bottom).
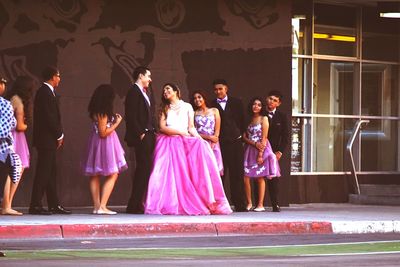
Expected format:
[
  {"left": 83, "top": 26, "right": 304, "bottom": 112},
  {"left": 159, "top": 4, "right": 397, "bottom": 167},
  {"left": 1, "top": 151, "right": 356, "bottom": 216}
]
[
  {"left": 211, "top": 96, "right": 245, "bottom": 142},
  {"left": 268, "top": 110, "right": 289, "bottom": 154},
  {"left": 33, "top": 84, "right": 63, "bottom": 149},
  {"left": 124, "top": 84, "right": 155, "bottom": 147}
]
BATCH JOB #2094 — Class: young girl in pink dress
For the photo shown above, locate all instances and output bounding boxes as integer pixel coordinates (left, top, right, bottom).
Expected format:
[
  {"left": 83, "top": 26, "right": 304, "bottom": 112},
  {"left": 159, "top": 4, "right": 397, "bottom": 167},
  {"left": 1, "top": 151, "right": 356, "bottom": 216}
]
[
  {"left": 82, "top": 84, "right": 127, "bottom": 215},
  {"left": 144, "top": 83, "right": 232, "bottom": 215},
  {"left": 191, "top": 90, "right": 224, "bottom": 176},
  {"left": 3, "top": 76, "right": 33, "bottom": 215}
]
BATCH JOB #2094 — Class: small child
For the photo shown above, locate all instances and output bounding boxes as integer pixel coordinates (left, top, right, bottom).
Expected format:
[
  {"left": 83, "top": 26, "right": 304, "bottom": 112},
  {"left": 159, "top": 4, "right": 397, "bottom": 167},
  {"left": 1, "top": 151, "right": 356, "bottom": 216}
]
[{"left": 82, "top": 84, "right": 127, "bottom": 215}]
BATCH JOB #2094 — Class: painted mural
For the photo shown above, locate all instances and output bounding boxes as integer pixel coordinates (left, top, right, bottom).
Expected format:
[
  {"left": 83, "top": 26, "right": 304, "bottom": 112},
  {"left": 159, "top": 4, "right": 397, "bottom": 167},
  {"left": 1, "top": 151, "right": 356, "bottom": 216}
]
[{"left": 0, "top": 0, "right": 291, "bottom": 206}]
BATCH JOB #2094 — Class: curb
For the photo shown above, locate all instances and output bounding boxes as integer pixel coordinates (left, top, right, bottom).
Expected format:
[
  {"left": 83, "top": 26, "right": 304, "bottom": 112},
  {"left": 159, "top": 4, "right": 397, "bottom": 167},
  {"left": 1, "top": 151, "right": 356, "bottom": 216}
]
[
  {"left": 216, "top": 221, "right": 333, "bottom": 235},
  {"left": 0, "top": 225, "right": 62, "bottom": 239},
  {"left": 331, "top": 221, "right": 400, "bottom": 234},
  {"left": 0, "top": 221, "right": 333, "bottom": 239},
  {"left": 62, "top": 223, "right": 218, "bottom": 238}
]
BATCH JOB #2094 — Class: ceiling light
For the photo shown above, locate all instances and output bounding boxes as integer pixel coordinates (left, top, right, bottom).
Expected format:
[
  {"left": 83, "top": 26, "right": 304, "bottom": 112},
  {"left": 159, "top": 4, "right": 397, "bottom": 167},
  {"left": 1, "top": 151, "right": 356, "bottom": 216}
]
[{"left": 378, "top": 2, "right": 400, "bottom": 18}]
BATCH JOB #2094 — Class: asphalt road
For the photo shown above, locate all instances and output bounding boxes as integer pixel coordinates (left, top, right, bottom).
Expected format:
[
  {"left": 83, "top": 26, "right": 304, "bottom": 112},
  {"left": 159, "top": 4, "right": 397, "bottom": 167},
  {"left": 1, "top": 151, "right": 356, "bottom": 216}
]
[
  {"left": 1, "top": 234, "right": 400, "bottom": 266},
  {"left": 1, "top": 254, "right": 400, "bottom": 267},
  {"left": 2, "top": 233, "right": 400, "bottom": 250}
]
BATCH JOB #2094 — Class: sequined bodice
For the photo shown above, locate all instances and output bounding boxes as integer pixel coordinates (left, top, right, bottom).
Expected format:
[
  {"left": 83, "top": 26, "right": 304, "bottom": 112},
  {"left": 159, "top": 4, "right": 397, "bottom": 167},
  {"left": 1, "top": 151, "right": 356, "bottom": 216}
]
[
  {"left": 165, "top": 101, "right": 192, "bottom": 133},
  {"left": 93, "top": 118, "right": 113, "bottom": 135},
  {"left": 247, "top": 123, "right": 262, "bottom": 142},
  {"left": 194, "top": 114, "right": 215, "bottom": 136}
]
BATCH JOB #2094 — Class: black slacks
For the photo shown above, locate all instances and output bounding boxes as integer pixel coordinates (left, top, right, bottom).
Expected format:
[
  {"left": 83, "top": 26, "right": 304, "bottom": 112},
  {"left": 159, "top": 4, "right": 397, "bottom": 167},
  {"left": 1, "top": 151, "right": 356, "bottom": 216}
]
[
  {"left": 30, "top": 148, "right": 59, "bottom": 208},
  {"left": 267, "top": 178, "right": 279, "bottom": 207},
  {"left": 127, "top": 132, "right": 155, "bottom": 213},
  {"left": 220, "top": 139, "right": 246, "bottom": 211}
]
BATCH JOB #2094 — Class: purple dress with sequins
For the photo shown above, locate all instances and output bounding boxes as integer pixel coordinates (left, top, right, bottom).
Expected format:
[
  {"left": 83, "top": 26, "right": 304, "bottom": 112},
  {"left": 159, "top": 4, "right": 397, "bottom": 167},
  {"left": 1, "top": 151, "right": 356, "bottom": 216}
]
[
  {"left": 194, "top": 114, "right": 224, "bottom": 176},
  {"left": 243, "top": 123, "right": 280, "bottom": 179}
]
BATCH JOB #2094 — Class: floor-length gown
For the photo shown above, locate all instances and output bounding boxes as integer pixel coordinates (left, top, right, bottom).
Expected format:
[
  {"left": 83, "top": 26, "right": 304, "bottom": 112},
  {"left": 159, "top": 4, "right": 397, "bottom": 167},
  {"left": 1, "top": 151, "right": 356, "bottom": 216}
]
[
  {"left": 194, "top": 113, "right": 224, "bottom": 175},
  {"left": 145, "top": 100, "right": 232, "bottom": 215}
]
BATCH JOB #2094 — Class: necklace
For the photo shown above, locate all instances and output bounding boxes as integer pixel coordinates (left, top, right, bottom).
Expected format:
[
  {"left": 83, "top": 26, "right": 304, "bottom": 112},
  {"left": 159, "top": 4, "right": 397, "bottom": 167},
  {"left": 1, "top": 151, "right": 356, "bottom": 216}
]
[{"left": 170, "top": 100, "right": 182, "bottom": 111}]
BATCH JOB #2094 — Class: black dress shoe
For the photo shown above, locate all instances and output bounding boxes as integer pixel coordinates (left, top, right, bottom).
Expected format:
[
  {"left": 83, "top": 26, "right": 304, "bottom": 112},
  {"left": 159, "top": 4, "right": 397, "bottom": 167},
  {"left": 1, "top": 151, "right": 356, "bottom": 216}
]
[
  {"left": 234, "top": 205, "right": 248, "bottom": 212},
  {"left": 29, "top": 206, "right": 52, "bottom": 215},
  {"left": 272, "top": 205, "right": 281, "bottom": 212},
  {"left": 49, "top": 205, "right": 71, "bottom": 214},
  {"left": 126, "top": 208, "right": 144, "bottom": 214}
]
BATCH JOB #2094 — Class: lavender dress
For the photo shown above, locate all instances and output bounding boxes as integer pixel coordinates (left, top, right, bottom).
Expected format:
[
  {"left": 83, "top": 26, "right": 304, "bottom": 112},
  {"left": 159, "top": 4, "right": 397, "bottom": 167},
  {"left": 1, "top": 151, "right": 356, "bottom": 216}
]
[
  {"left": 10, "top": 96, "right": 29, "bottom": 168},
  {"left": 12, "top": 130, "right": 29, "bottom": 168},
  {"left": 194, "top": 114, "right": 224, "bottom": 175},
  {"left": 243, "top": 123, "right": 280, "bottom": 179},
  {"left": 82, "top": 119, "right": 127, "bottom": 176}
]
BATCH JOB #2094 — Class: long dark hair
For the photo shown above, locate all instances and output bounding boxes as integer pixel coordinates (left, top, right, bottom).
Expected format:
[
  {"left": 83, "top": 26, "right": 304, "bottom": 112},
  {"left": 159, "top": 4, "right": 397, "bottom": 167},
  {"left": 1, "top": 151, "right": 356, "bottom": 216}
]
[
  {"left": 160, "top": 83, "right": 180, "bottom": 118},
  {"left": 190, "top": 90, "right": 210, "bottom": 111},
  {"left": 88, "top": 84, "right": 115, "bottom": 120},
  {"left": 5, "top": 75, "right": 34, "bottom": 122},
  {"left": 247, "top": 96, "right": 266, "bottom": 124}
]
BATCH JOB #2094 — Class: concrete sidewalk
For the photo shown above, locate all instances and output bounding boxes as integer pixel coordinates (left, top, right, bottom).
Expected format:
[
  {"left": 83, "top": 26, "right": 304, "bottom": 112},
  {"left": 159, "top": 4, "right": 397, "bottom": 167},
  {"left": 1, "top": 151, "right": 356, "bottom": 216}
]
[{"left": 1, "top": 203, "right": 400, "bottom": 239}]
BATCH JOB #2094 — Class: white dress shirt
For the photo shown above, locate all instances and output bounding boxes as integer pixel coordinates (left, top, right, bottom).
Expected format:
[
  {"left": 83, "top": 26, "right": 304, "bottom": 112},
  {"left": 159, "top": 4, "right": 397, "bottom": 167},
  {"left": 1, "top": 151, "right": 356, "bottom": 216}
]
[
  {"left": 43, "top": 83, "right": 63, "bottom": 140},
  {"left": 135, "top": 83, "right": 150, "bottom": 106},
  {"left": 217, "top": 96, "right": 228, "bottom": 110}
]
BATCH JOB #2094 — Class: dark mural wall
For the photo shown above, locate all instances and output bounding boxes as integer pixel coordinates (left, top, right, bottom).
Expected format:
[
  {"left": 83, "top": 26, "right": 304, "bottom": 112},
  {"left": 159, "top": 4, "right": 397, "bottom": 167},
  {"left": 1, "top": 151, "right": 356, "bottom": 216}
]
[{"left": 0, "top": 0, "right": 292, "bottom": 207}]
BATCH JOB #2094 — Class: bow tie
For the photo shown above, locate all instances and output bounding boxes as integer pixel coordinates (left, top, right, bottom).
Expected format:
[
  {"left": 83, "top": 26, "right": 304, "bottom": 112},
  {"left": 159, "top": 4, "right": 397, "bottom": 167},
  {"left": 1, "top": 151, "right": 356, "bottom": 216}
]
[
  {"left": 217, "top": 98, "right": 227, "bottom": 103},
  {"left": 268, "top": 111, "right": 274, "bottom": 117}
]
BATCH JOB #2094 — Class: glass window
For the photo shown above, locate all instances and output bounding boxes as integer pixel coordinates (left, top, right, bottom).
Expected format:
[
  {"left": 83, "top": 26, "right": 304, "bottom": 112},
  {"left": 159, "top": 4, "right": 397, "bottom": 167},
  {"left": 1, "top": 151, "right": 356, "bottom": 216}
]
[
  {"left": 361, "top": 64, "right": 399, "bottom": 117},
  {"left": 292, "top": 0, "right": 312, "bottom": 55},
  {"left": 314, "top": 3, "right": 357, "bottom": 57},
  {"left": 292, "top": 57, "right": 312, "bottom": 114},
  {"left": 362, "top": 7, "right": 400, "bottom": 62},
  {"left": 313, "top": 60, "right": 357, "bottom": 115},
  {"left": 361, "top": 119, "right": 398, "bottom": 171},
  {"left": 291, "top": 2, "right": 400, "bottom": 174},
  {"left": 312, "top": 117, "right": 354, "bottom": 172},
  {"left": 291, "top": 116, "right": 312, "bottom": 173}
]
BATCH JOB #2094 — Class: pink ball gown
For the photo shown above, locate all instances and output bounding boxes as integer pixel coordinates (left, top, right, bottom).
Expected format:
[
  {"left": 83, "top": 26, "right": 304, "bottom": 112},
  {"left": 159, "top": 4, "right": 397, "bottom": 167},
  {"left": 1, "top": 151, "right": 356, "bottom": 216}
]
[{"left": 144, "top": 101, "right": 232, "bottom": 215}]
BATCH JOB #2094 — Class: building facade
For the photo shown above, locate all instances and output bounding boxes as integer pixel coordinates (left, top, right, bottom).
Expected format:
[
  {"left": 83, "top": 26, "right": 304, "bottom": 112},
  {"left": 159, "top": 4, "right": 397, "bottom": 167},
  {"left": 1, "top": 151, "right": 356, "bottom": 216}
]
[
  {"left": 0, "top": 0, "right": 398, "bottom": 207},
  {"left": 291, "top": 0, "right": 400, "bottom": 203}
]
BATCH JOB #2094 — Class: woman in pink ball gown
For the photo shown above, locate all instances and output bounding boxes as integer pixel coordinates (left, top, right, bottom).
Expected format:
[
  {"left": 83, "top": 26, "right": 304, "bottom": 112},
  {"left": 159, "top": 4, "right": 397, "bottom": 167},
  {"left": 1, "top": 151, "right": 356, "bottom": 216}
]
[{"left": 144, "top": 83, "right": 232, "bottom": 215}]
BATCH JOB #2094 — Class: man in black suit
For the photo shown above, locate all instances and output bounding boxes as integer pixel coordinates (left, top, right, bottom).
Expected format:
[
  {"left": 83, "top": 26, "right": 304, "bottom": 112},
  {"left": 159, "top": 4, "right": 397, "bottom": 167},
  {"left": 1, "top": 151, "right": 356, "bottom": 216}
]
[
  {"left": 211, "top": 79, "right": 246, "bottom": 212},
  {"left": 29, "top": 66, "right": 71, "bottom": 215},
  {"left": 125, "top": 66, "right": 155, "bottom": 214},
  {"left": 265, "top": 90, "right": 289, "bottom": 212}
]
